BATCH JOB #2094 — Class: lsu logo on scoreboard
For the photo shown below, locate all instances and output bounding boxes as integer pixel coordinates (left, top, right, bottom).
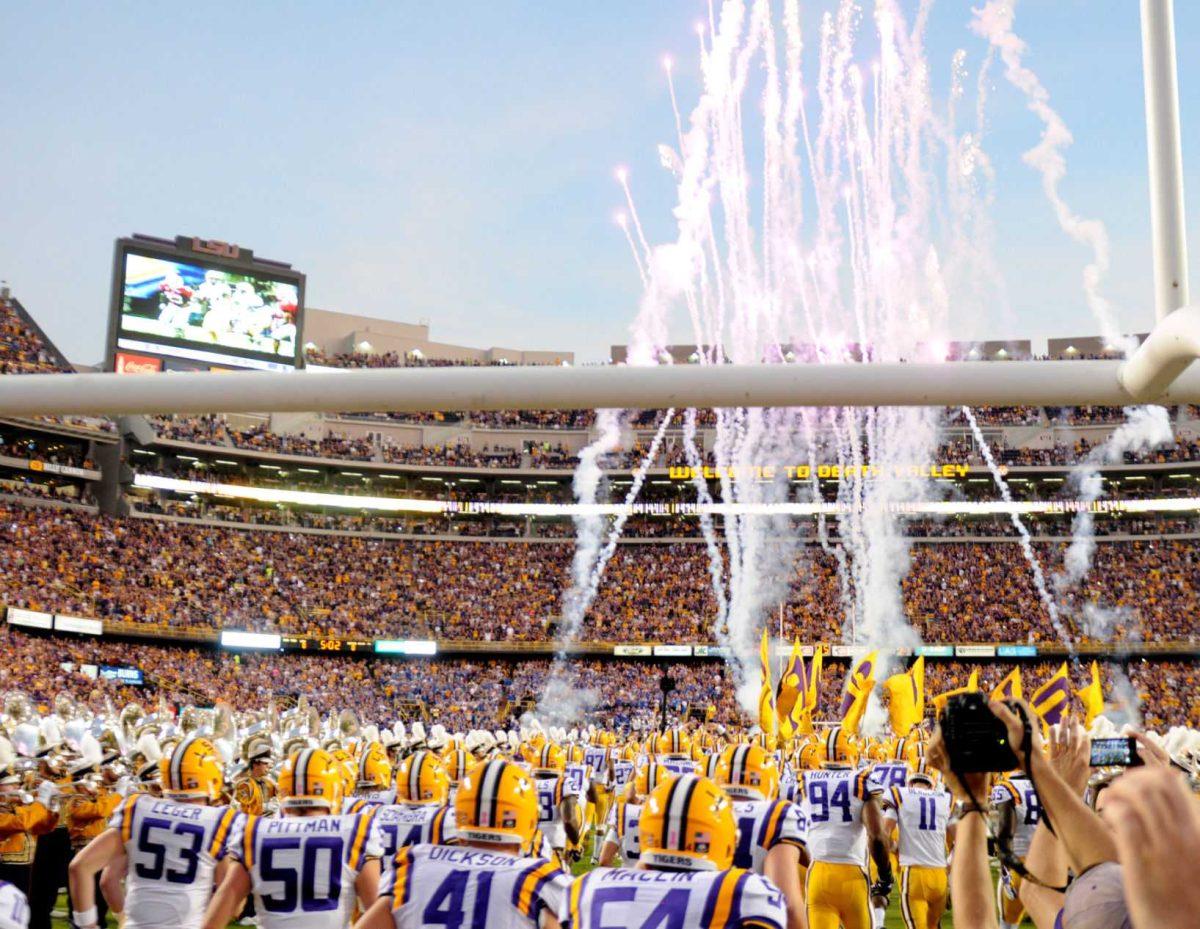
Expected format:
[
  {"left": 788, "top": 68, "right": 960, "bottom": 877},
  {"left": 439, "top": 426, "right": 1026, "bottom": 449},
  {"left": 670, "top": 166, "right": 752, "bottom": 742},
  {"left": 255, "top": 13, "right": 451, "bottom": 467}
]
[{"left": 191, "top": 237, "right": 241, "bottom": 260}]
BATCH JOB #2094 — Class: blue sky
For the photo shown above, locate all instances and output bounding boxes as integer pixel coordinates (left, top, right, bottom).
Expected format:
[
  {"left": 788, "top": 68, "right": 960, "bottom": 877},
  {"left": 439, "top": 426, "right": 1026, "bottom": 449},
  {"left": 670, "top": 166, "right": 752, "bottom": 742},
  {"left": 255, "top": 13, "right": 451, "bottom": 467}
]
[{"left": 1, "top": 1, "right": 1198, "bottom": 364}]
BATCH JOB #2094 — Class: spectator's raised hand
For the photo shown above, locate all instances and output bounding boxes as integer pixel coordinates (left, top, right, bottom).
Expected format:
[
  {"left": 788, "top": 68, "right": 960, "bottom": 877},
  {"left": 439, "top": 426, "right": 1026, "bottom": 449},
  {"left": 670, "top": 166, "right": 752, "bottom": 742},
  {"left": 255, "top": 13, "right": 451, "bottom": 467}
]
[
  {"left": 1049, "top": 722, "right": 1091, "bottom": 794},
  {"left": 1104, "top": 766, "right": 1200, "bottom": 929}
]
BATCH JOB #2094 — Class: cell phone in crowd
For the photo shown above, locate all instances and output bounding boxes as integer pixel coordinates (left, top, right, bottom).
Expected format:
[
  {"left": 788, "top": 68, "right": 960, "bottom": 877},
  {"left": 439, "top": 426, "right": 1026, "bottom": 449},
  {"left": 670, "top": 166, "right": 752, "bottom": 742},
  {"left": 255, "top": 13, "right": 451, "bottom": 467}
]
[{"left": 1089, "top": 737, "right": 1143, "bottom": 768}]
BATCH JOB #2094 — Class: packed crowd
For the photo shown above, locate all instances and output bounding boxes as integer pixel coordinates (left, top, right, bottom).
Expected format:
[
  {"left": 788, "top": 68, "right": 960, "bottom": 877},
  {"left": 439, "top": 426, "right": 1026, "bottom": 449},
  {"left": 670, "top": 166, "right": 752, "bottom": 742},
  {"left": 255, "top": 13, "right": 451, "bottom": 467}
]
[
  {"left": 0, "top": 296, "right": 71, "bottom": 374},
  {"left": 380, "top": 438, "right": 522, "bottom": 468},
  {"left": 2, "top": 501, "right": 1197, "bottom": 645},
  {"left": 149, "top": 411, "right": 1200, "bottom": 477},
  {"left": 3, "top": 627, "right": 1197, "bottom": 732},
  {"left": 0, "top": 435, "right": 94, "bottom": 470}
]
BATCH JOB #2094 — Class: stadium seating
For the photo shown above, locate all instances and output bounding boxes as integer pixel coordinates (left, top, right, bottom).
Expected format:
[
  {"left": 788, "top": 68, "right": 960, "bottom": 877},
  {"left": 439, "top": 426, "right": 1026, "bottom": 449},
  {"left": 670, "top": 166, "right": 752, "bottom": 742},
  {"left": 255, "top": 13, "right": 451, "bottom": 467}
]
[{"left": 5, "top": 626, "right": 1195, "bottom": 730}]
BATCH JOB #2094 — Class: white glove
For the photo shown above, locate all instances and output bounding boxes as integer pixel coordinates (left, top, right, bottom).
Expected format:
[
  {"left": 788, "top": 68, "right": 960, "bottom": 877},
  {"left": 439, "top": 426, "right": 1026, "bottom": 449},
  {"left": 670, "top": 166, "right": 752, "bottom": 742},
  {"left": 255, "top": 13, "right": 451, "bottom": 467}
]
[{"left": 36, "top": 780, "right": 61, "bottom": 807}]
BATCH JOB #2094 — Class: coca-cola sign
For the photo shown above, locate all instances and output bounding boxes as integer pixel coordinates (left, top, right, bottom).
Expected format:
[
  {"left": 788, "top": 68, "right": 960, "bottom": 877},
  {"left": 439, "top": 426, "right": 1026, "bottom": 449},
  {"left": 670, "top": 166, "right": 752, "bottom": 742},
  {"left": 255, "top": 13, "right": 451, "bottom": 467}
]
[{"left": 114, "top": 351, "right": 162, "bottom": 374}]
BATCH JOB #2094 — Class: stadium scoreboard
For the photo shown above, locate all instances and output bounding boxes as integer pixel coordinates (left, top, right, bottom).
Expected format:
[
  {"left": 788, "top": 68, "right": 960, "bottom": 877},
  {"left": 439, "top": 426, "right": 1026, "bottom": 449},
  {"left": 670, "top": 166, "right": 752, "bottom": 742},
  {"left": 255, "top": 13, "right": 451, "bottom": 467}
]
[
  {"left": 106, "top": 233, "right": 306, "bottom": 373},
  {"left": 281, "top": 635, "right": 373, "bottom": 653}
]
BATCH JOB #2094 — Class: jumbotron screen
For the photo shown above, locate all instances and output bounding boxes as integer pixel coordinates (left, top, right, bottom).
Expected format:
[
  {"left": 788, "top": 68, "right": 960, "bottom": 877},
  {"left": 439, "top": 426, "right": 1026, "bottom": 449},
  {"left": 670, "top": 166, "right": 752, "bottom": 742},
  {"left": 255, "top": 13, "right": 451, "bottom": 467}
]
[{"left": 110, "top": 238, "right": 304, "bottom": 371}]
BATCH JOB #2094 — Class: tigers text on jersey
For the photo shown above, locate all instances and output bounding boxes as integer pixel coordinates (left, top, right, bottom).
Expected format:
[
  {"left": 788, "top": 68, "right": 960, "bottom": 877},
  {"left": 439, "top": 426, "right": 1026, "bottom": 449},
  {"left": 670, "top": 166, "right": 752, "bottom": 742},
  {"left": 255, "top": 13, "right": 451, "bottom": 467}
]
[
  {"left": 0, "top": 880, "right": 28, "bottom": 929},
  {"left": 730, "top": 799, "right": 806, "bottom": 873},
  {"left": 991, "top": 774, "right": 1040, "bottom": 857},
  {"left": 884, "top": 786, "right": 951, "bottom": 868},
  {"left": 603, "top": 798, "right": 642, "bottom": 862},
  {"left": 388, "top": 844, "right": 569, "bottom": 929},
  {"left": 107, "top": 795, "right": 238, "bottom": 929},
  {"left": 800, "top": 768, "right": 881, "bottom": 866},
  {"left": 228, "top": 811, "right": 382, "bottom": 929},
  {"left": 563, "top": 866, "right": 786, "bottom": 929}
]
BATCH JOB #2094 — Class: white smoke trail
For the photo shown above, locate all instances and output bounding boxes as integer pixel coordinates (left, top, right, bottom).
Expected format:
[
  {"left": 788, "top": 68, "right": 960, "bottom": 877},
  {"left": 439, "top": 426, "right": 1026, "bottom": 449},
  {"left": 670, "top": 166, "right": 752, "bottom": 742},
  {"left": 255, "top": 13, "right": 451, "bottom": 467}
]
[
  {"left": 1056, "top": 406, "right": 1174, "bottom": 590},
  {"left": 540, "top": 410, "right": 677, "bottom": 719},
  {"left": 555, "top": 409, "right": 623, "bottom": 650},
  {"left": 682, "top": 408, "right": 730, "bottom": 625},
  {"left": 576, "top": 409, "right": 677, "bottom": 612},
  {"left": 1080, "top": 604, "right": 1143, "bottom": 730},
  {"left": 970, "top": 0, "right": 1130, "bottom": 353},
  {"left": 962, "top": 406, "right": 1068, "bottom": 642}
]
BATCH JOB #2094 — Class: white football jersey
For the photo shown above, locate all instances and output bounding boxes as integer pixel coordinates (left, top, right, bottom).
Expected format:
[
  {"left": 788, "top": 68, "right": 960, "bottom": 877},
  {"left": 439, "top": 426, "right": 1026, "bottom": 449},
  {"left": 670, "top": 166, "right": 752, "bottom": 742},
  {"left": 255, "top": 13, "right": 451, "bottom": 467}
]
[
  {"left": 581, "top": 747, "right": 610, "bottom": 786},
  {"left": 884, "top": 786, "right": 951, "bottom": 868},
  {"left": 658, "top": 758, "right": 699, "bottom": 778},
  {"left": 106, "top": 795, "right": 238, "bottom": 929},
  {"left": 602, "top": 798, "right": 642, "bottom": 863},
  {"left": 562, "top": 866, "right": 786, "bottom": 929},
  {"left": 868, "top": 762, "right": 911, "bottom": 792},
  {"left": 562, "top": 763, "right": 592, "bottom": 804},
  {"left": 800, "top": 768, "right": 882, "bottom": 866},
  {"left": 991, "top": 773, "right": 1040, "bottom": 856},
  {"left": 228, "top": 811, "right": 382, "bottom": 929},
  {"left": 0, "top": 881, "right": 28, "bottom": 929},
  {"left": 374, "top": 805, "right": 457, "bottom": 860},
  {"left": 534, "top": 776, "right": 569, "bottom": 850},
  {"left": 730, "top": 799, "right": 806, "bottom": 874},
  {"left": 388, "top": 844, "right": 569, "bottom": 929},
  {"left": 611, "top": 761, "right": 635, "bottom": 794},
  {"left": 346, "top": 788, "right": 398, "bottom": 812}
]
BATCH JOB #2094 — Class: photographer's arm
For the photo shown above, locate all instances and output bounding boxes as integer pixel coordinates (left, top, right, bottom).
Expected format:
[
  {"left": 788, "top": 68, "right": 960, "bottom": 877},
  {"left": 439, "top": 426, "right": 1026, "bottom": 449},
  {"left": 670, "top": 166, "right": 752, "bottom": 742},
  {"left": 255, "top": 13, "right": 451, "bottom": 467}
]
[
  {"left": 928, "top": 732, "right": 997, "bottom": 929},
  {"left": 953, "top": 808, "right": 999, "bottom": 929}
]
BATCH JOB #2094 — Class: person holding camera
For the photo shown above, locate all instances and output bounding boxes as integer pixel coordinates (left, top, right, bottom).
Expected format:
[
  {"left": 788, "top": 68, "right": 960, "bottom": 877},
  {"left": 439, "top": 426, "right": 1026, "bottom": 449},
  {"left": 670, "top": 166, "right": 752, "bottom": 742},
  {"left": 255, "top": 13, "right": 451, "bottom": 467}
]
[{"left": 933, "top": 695, "right": 1128, "bottom": 929}]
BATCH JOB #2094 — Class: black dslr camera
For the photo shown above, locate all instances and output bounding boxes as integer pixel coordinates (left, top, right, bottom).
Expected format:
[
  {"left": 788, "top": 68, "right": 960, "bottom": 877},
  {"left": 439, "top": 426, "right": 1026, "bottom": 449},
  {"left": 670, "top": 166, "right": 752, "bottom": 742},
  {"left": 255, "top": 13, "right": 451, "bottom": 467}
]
[{"left": 939, "top": 692, "right": 1021, "bottom": 772}]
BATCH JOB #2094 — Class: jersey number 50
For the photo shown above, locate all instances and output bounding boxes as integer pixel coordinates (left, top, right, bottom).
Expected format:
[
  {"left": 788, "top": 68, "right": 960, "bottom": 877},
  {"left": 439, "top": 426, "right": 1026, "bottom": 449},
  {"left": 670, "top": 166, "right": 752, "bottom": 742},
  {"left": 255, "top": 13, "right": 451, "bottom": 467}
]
[{"left": 259, "top": 836, "right": 344, "bottom": 913}]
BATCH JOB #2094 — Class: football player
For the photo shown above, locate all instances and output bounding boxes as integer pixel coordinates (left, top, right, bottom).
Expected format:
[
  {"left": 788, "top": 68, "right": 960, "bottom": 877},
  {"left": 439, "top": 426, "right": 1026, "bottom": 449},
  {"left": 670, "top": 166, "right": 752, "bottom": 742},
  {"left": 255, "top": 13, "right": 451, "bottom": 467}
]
[
  {"left": 562, "top": 774, "right": 787, "bottom": 929},
  {"left": 0, "top": 880, "right": 28, "bottom": 929},
  {"left": 441, "top": 748, "right": 471, "bottom": 807},
  {"left": 529, "top": 745, "right": 582, "bottom": 864},
  {"left": 201, "top": 747, "right": 382, "bottom": 929},
  {"left": 594, "top": 762, "right": 672, "bottom": 867},
  {"left": 992, "top": 766, "right": 1041, "bottom": 929},
  {"left": 882, "top": 770, "right": 952, "bottom": 929},
  {"left": 714, "top": 743, "right": 807, "bottom": 929},
  {"left": 372, "top": 751, "right": 456, "bottom": 869},
  {"left": 345, "top": 742, "right": 396, "bottom": 812},
  {"left": 356, "top": 758, "right": 570, "bottom": 929},
  {"left": 799, "top": 727, "right": 893, "bottom": 929},
  {"left": 67, "top": 736, "right": 238, "bottom": 929}
]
